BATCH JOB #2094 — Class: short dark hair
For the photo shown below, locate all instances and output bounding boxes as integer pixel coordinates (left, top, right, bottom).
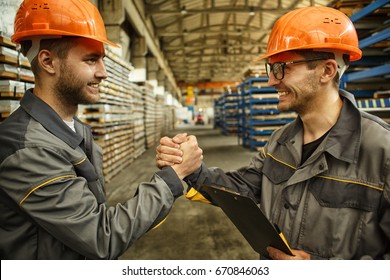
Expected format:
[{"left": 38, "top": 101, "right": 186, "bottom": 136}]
[
  {"left": 20, "top": 37, "right": 79, "bottom": 82},
  {"left": 294, "top": 50, "right": 350, "bottom": 88}
]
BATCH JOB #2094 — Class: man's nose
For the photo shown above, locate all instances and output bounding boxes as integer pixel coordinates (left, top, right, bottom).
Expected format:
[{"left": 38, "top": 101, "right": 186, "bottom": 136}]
[
  {"left": 267, "top": 71, "right": 280, "bottom": 87},
  {"left": 96, "top": 60, "right": 107, "bottom": 79}
]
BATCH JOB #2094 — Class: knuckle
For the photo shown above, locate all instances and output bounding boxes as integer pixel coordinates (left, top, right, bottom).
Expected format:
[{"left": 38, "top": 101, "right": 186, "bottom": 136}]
[{"left": 160, "top": 136, "right": 169, "bottom": 144}]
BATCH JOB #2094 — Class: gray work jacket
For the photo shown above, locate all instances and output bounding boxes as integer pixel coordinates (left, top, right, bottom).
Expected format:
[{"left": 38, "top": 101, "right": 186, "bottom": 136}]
[
  {"left": 0, "top": 89, "right": 183, "bottom": 259},
  {"left": 185, "top": 90, "right": 390, "bottom": 259}
]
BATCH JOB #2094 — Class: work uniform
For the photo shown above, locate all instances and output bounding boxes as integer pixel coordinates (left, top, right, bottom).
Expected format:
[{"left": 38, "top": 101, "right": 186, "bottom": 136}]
[
  {"left": 185, "top": 90, "right": 390, "bottom": 260},
  {"left": 0, "top": 89, "right": 183, "bottom": 259}
]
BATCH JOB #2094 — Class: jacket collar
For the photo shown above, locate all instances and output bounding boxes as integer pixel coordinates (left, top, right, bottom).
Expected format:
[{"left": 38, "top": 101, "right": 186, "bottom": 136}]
[
  {"left": 278, "top": 89, "right": 361, "bottom": 164},
  {"left": 20, "top": 89, "right": 83, "bottom": 149}
]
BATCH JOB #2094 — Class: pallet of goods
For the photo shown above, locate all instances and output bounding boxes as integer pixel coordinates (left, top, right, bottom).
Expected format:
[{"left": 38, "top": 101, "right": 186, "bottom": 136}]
[
  {"left": 0, "top": 34, "right": 33, "bottom": 124},
  {"left": 131, "top": 83, "right": 146, "bottom": 158},
  {"left": 139, "top": 82, "right": 157, "bottom": 149}
]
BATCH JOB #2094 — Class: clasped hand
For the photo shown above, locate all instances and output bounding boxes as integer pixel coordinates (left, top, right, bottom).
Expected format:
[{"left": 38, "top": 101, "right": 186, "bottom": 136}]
[{"left": 156, "top": 133, "right": 203, "bottom": 180}]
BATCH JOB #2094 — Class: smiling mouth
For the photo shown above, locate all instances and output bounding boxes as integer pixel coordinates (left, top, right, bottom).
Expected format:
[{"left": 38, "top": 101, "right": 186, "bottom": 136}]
[
  {"left": 278, "top": 91, "right": 289, "bottom": 97},
  {"left": 88, "top": 83, "right": 100, "bottom": 88}
]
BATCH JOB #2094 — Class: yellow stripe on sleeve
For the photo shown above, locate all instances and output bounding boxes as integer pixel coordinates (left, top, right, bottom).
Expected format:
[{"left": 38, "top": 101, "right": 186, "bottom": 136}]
[
  {"left": 73, "top": 156, "right": 87, "bottom": 166},
  {"left": 20, "top": 175, "right": 77, "bottom": 205}
]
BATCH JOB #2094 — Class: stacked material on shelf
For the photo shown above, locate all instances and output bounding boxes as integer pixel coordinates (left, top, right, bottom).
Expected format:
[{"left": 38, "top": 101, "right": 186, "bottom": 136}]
[
  {"left": 132, "top": 83, "right": 146, "bottom": 158},
  {"left": 0, "top": 44, "right": 33, "bottom": 82},
  {"left": 155, "top": 95, "right": 165, "bottom": 140},
  {"left": 214, "top": 97, "right": 223, "bottom": 129},
  {"left": 139, "top": 82, "right": 157, "bottom": 149},
  {"left": 0, "top": 99, "right": 20, "bottom": 120},
  {"left": 356, "top": 90, "right": 390, "bottom": 124},
  {"left": 222, "top": 92, "right": 240, "bottom": 135},
  {"left": 162, "top": 105, "right": 175, "bottom": 134},
  {"left": 0, "top": 35, "right": 34, "bottom": 124},
  {"left": 357, "top": 97, "right": 390, "bottom": 109},
  {"left": 0, "top": 79, "right": 33, "bottom": 99}
]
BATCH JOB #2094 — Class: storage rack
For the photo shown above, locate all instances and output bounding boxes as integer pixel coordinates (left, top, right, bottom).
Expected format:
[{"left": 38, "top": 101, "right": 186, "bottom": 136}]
[
  {"left": 162, "top": 104, "right": 175, "bottom": 133},
  {"left": 356, "top": 96, "right": 390, "bottom": 123},
  {"left": 0, "top": 35, "right": 34, "bottom": 123},
  {"left": 240, "top": 77, "right": 296, "bottom": 151},
  {"left": 132, "top": 83, "right": 146, "bottom": 158},
  {"left": 139, "top": 82, "right": 157, "bottom": 149},
  {"left": 221, "top": 92, "right": 240, "bottom": 135},
  {"left": 213, "top": 97, "right": 223, "bottom": 129},
  {"left": 337, "top": 0, "right": 390, "bottom": 122},
  {"left": 155, "top": 95, "right": 165, "bottom": 140}
]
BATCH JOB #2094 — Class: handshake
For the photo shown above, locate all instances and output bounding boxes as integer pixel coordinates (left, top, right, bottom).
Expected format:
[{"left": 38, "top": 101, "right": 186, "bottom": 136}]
[{"left": 156, "top": 133, "right": 204, "bottom": 180}]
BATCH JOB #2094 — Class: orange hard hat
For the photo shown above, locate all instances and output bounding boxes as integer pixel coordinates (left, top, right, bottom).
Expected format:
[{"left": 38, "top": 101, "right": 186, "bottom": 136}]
[
  {"left": 11, "top": 0, "right": 119, "bottom": 48},
  {"left": 258, "top": 6, "right": 361, "bottom": 61}
]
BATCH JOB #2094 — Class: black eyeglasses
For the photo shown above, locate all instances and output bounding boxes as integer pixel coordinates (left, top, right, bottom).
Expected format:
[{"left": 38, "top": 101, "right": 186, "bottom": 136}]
[{"left": 265, "top": 58, "right": 326, "bottom": 80}]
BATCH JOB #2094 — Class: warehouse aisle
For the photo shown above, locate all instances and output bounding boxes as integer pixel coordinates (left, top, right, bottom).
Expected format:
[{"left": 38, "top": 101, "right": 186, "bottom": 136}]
[{"left": 105, "top": 124, "right": 259, "bottom": 260}]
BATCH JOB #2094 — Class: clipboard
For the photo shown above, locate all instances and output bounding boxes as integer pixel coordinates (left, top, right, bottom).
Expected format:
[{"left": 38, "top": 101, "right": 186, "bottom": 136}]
[{"left": 201, "top": 185, "right": 294, "bottom": 258}]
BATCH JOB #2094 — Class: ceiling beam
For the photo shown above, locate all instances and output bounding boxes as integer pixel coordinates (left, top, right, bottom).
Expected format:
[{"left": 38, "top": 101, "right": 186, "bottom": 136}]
[
  {"left": 164, "top": 44, "right": 263, "bottom": 52},
  {"left": 174, "top": 54, "right": 259, "bottom": 60},
  {"left": 156, "top": 24, "right": 263, "bottom": 36},
  {"left": 170, "top": 59, "right": 253, "bottom": 66},
  {"left": 163, "top": 34, "right": 265, "bottom": 48},
  {"left": 178, "top": 81, "right": 238, "bottom": 89},
  {"left": 146, "top": 5, "right": 290, "bottom": 15},
  {"left": 122, "top": 0, "right": 180, "bottom": 96}
]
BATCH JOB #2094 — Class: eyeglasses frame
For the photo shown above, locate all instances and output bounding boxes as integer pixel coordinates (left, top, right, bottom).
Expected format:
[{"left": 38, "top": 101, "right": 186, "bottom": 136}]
[{"left": 265, "top": 58, "right": 327, "bottom": 80}]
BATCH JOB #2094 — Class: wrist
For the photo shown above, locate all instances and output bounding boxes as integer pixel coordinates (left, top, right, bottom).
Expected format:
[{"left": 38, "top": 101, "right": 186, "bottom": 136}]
[{"left": 171, "top": 165, "right": 185, "bottom": 180}]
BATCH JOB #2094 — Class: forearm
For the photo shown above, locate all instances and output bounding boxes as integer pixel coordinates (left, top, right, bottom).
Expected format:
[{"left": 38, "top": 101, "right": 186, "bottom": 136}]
[
  {"left": 43, "top": 174, "right": 177, "bottom": 259},
  {"left": 184, "top": 161, "right": 263, "bottom": 203}
]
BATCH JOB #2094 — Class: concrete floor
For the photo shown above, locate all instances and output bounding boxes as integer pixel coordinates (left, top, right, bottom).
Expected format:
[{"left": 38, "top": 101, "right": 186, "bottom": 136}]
[{"left": 105, "top": 124, "right": 259, "bottom": 260}]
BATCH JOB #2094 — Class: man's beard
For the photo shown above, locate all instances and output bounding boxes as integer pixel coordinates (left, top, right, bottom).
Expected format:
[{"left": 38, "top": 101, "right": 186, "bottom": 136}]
[
  {"left": 54, "top": 63, "right": 99, "bottom": 106},
  {"left": 277, "top": 75, "right": 319, "bottom": 114}
]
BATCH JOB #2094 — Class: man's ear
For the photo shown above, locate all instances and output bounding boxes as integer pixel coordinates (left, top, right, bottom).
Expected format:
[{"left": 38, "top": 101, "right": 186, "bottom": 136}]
[
  {"left": 37, "top": 50, "right": 57, "bottom": 75},
  {"left": 320, "top": 59, "right": 338, "bottom": 83}
]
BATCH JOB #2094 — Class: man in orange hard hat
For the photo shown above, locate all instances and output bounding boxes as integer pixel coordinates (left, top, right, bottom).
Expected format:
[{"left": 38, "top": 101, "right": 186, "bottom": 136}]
[
  {"left": 156, "top": 6, "right": 390, "bottom": 259},
  {"left": 0, "top": 0, "right": 202, "bottom": 259}
]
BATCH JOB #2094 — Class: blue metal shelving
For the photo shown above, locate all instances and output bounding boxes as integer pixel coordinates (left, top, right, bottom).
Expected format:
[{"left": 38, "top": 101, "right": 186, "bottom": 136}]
[
  {"left": 214, "top": 92, "right": 242, "bottom": 137},
  {"left": 342, "top": 0, "right": 390, "bottom": 120},
  {"left": 239, "top": 77, "right": 295, "bottom": 151},
  {"left": 343, "top": 0, "right": 390, "bottom": 98}
]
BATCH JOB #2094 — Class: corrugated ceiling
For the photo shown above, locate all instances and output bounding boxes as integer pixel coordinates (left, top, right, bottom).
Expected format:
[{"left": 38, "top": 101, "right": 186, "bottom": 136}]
[{"left": 144, "top": 0, "right": 336, "bottom": 88}]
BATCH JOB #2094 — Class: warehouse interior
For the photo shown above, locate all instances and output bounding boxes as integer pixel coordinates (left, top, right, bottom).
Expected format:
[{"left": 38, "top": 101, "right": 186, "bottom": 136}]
[{"left": 0, "top": 0, "right": 389, "bottom": 259}]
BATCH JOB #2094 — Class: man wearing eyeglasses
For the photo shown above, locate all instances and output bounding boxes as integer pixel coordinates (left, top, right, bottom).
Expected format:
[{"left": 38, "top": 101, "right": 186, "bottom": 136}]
[{"left": 156, "top": 6, "right": 390, "bottom": 260}]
